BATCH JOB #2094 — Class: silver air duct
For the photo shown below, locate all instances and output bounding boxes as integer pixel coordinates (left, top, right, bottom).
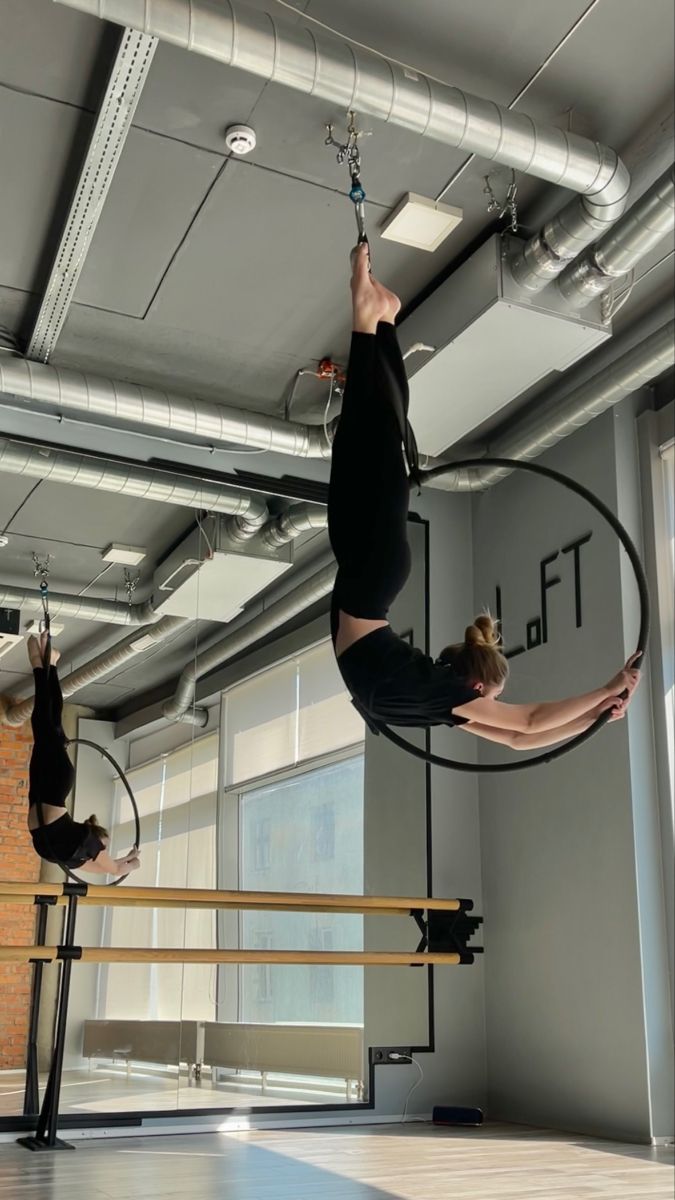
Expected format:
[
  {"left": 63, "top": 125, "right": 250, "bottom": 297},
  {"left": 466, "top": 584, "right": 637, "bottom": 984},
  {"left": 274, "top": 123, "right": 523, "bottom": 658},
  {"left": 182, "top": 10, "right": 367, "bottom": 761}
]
[
  {"left": 163, "top": 559, "right": 337, "bottom": 725},
  {"left": 440, "top": 318, "right": 675, "bottom": 492},
  {"left": 56, "top": 0, "right": 629, "bottom": 287},
  {"left": 558, "top": 164, "right": 675, "bottom": 307},
  {"left": 259, "top": 503, "right": 328, "bottom": 549},
  {"left": 0, "top": 358, "right": 331, "bottom": 459},
  {"left": 0, "top": 582, "right": 157, "bottom": 626},
  {"left": 0, "top": 436, "right": 269, "bottom": 536},
  {"left": 2, "top": 615, "right": 187, "bottom": 727}
]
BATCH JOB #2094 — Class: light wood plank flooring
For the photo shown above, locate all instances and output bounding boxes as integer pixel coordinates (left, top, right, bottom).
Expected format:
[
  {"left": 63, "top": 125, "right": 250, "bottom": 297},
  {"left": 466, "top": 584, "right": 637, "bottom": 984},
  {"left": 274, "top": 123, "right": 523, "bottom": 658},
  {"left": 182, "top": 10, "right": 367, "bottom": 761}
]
[{"left": 0, "top": 1123, "right": 672, "bottom": 1200}]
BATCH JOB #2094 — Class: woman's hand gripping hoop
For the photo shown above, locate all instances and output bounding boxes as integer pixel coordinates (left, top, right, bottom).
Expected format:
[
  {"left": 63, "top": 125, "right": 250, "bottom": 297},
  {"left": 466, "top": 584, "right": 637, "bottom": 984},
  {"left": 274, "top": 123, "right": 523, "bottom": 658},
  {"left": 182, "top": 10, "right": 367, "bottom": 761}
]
[{"left": 372, "top": 457, "right": 650, "bottom": 773}]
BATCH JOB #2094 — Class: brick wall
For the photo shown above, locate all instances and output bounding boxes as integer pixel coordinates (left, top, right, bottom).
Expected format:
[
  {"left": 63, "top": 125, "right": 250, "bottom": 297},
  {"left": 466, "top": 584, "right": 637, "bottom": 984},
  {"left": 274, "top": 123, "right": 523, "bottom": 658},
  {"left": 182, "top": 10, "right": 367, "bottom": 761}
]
[{"left": 0, "top": 719, "right": 40, "bottom": 1070}]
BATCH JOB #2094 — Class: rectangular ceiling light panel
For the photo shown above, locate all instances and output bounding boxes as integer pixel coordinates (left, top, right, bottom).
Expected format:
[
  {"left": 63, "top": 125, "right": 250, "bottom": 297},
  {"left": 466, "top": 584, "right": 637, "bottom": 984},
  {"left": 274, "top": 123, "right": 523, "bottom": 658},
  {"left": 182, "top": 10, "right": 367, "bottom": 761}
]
[
  {"left": 380, "top": 193, "right": 463, "bottom": 251},
  {"left": 398, "top": 234, "right": 611, "bottom": 457}
]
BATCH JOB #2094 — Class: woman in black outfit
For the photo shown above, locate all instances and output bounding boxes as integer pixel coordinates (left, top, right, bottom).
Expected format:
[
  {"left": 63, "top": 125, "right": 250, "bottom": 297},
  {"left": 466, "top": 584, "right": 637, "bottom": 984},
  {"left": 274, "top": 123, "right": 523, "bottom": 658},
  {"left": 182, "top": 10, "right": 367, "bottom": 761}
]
[
  {"left": 26, "top": 633, "right": 139, "bottom": 875},
  {"left": 328, "top": 245, "right": 640, "bottom": 750}
]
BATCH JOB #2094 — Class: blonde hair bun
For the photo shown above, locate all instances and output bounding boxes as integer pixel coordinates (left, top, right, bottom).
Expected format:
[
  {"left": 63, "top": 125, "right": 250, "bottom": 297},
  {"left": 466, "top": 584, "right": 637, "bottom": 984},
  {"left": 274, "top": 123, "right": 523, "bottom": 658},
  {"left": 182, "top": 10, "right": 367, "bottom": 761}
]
[{"left": 464, "top": 613, "right": 501, "bottom": 648}]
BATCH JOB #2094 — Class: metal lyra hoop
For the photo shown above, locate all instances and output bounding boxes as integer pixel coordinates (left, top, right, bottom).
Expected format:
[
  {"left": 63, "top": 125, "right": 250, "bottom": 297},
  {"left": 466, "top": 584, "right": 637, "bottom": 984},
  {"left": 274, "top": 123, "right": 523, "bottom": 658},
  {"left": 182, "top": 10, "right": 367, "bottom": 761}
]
[
  {"left": 53, "top": 738, "right": 140, "bottom": 886},
  {"left": 374, "top": 457, "right": 650, "bottom": 773}
]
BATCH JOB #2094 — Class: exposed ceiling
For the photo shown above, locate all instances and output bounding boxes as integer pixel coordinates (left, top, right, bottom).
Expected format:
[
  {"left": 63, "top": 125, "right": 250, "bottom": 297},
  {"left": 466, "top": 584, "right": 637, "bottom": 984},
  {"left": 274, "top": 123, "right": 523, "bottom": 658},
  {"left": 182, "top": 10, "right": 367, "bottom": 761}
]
[{"left": 0, "top": 0, "right": 673, "bottom": 718}]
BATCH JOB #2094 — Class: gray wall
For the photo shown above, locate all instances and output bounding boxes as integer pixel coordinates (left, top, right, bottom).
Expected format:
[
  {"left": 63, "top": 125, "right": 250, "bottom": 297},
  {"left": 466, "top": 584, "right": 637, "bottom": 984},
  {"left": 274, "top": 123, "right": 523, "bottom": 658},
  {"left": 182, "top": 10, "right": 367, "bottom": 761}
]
[{"left": 473, "top": 399, "right": 674, "bottom": 1141}]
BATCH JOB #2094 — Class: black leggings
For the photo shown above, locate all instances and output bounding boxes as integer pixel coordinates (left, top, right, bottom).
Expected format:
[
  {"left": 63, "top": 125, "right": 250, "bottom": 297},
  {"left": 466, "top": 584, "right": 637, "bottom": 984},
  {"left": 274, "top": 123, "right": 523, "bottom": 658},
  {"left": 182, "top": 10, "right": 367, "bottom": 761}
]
[
  {"left": 328, "top": 322, "right": 419, "bottom": 642},
  {"left": 28, "top": 667, "right": 75, "bottom": 810}
]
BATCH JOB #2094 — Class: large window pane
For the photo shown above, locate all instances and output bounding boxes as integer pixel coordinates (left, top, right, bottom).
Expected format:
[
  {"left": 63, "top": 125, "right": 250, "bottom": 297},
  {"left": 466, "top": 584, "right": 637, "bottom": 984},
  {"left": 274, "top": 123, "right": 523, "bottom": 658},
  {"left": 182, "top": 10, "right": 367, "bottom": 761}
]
[{"left": 239, "top": 756, "right": 364, "bottom": 1025}]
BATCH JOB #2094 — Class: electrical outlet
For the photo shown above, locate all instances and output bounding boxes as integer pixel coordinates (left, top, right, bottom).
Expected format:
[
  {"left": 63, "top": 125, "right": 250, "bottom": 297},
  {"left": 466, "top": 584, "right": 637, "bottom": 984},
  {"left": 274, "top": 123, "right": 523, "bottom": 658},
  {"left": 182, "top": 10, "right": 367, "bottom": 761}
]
[{"left": 370, "top": 1046, "right": 412, "bottom": 1066}]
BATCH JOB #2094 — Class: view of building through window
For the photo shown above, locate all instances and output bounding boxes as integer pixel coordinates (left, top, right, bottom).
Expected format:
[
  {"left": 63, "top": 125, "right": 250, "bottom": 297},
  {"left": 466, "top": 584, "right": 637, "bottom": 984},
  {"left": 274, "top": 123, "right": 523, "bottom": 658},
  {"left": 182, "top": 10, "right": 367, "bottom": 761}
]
[{"left": 239, "top": 755, "right": 365, "bottom": 1025}]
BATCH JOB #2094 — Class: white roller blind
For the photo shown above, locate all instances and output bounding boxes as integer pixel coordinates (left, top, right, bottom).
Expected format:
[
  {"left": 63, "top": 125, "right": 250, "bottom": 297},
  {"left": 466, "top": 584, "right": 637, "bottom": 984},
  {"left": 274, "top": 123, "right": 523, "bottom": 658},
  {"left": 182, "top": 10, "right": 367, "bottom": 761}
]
[
  {"left": 224, "top": 640, "right": 363, "bottom": 786},
  {"left": 103, "top": 735, "right": 218, "bottom": 1022}
]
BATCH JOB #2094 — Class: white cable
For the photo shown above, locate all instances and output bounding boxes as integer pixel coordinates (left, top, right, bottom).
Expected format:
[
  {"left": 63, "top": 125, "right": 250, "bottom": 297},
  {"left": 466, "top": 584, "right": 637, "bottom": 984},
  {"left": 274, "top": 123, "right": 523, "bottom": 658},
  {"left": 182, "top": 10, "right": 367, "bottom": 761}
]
[
  {"left": 323, "top": 373, "right": 336, "bottom": 448},
  {"left": 402, "top": 342, "right": 435, "bottom": 360},
  {"left": 608, "top": 250, "right": 675, "bottom": 318},
  {"left": 389, "top": 1053, "right": 425, "bottom": 1122}
]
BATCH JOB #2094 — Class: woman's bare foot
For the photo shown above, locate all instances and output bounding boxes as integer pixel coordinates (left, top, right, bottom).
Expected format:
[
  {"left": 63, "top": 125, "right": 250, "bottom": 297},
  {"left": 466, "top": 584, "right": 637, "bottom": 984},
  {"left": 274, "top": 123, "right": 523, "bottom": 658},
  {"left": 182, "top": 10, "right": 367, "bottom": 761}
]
[
  {"left": 350, "top": 243, "right": 401, "bottom": 332},
  {"left": 27, "top": 633, "right": 59, "bottom": 667}
]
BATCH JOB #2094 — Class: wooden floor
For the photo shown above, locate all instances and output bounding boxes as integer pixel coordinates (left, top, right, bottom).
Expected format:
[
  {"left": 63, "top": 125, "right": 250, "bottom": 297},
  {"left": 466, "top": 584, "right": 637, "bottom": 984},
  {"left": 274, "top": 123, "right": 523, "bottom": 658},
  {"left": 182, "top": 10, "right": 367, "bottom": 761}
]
[{"left": 0, "top": 1123, "right": 672, "bottom": 1200}]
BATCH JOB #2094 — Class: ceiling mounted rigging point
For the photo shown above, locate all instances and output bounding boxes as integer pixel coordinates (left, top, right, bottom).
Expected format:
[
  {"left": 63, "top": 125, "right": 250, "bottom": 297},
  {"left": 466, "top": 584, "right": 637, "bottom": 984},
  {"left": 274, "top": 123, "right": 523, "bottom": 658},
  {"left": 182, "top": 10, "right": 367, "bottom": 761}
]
[{"left": 325, "top": 111, "right": 372, "bottom": 245}]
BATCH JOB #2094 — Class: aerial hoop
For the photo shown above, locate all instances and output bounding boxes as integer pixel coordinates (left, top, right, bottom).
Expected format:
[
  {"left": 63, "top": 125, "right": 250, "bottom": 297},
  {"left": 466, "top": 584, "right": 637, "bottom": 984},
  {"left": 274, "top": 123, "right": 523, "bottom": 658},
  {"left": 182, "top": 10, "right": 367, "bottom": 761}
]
[
  {"left": 40, "top": 739, "right": 141, "bottom": 886},
  {"left": 373, "top": 457, "right": 650, "bottom": 773}
]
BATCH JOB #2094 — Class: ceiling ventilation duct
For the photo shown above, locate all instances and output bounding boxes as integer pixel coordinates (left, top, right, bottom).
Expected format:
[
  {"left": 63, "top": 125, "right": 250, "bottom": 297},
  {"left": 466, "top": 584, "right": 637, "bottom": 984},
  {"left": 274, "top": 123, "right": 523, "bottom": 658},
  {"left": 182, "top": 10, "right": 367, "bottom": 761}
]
[
  {"left": 399, "top": 234, "right": 611, "bottom": 457},
  {"left": 153, "top": 515, "right": 293, "bottom": 622}
]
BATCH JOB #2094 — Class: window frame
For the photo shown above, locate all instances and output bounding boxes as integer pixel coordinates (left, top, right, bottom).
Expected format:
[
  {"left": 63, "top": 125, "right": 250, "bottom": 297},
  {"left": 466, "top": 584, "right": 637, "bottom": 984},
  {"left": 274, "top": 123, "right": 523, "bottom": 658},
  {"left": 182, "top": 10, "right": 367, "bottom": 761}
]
[{"left": 637, "top": 402, "right": 675, "bottom": 1011}]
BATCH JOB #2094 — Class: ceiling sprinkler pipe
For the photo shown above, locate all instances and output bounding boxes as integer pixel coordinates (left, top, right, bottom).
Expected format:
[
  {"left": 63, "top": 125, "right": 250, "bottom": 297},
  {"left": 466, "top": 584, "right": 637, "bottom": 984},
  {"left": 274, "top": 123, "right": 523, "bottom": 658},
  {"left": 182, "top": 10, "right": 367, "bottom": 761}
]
[
  {"left": 2, "top": 616, "right": 188, "bottom": 727},
  {"left": 557, "top": 164, "right": 675, "bottom": 307},
  {"left": 0, "top": 357, "right": 332, "bottom": 460}
]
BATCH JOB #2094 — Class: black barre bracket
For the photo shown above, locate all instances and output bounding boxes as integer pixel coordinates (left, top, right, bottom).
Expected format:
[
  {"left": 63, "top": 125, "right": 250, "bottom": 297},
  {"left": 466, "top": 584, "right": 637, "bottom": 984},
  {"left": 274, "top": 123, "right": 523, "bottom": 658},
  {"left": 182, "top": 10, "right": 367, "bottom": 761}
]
[
  {"left": 62, "top": 882, "right": 88, "bottom": 897},
  {"left": 410, "top": 904, "right": 483, "bottom": 962}
]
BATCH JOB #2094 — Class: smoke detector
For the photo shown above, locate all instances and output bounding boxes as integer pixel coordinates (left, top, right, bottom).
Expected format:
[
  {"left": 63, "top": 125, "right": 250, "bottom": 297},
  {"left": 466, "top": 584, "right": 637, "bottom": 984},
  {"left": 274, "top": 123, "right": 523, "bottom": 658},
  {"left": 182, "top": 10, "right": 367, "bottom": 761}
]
[{"left": 225, "top": 124, "right": 257, "bottom": 155}]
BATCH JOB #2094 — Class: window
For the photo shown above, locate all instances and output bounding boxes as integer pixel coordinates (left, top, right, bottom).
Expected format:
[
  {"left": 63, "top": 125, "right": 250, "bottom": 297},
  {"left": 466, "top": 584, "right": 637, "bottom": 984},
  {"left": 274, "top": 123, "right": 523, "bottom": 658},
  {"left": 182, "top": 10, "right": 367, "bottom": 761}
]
[
  {"left": 254, "top": 818, "right": 271, "bottom": 871},
  {"left": 102, "top": 734, "right": 219, "bottom": 1022},
  {"left": 236, "top": 756, "right": 364, "bottom": 1025},
  {"left": 253, "top": 932, "right": 273, "bottom": 1003},
  {"left": 222, "top": 641, "right": 364, "bottom": 788},
  {"left": 312, "top": 803, "right": 335, "bottom": 861}
]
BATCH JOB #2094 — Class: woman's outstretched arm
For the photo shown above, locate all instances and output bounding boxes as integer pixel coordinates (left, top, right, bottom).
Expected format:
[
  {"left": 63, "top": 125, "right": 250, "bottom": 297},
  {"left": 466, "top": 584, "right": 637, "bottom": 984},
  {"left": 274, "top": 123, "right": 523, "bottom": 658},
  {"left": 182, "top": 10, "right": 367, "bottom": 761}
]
[
  {"left": 460, "top": 696, "right": 628, "bottom": 750},
  {"left": 81, "top": 848, "right": 140, "bottom": 876},
  {"left": 453, "top": 655, "right": 641, "bottom": 733}
]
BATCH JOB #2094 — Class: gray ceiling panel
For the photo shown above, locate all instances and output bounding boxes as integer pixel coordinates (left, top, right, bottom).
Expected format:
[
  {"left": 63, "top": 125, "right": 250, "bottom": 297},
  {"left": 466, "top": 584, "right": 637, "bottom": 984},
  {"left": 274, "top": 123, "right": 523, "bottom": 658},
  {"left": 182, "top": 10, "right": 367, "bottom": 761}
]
[
  {"left": 0, "top": 0, "right": 108, "bottom": 108},
  {"left": 133, "top": 42, "right": 266, "bottom": 155},
  {"left": 73, "top": 131, "right": 223, "bottom": 317},
  {"left": 54, "top": 301, "right": 307, "bottom": 411},
  {"left": 0, "top": 90, "right": 89, "bottom": 293}
]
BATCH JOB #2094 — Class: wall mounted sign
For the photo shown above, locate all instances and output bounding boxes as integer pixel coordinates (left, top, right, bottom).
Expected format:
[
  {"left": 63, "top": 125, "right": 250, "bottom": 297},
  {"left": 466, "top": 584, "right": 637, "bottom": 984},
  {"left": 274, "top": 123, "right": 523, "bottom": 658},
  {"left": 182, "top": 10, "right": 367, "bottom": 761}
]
[{"left": 495, "top": 532, "right": 593, "bottom": 659}]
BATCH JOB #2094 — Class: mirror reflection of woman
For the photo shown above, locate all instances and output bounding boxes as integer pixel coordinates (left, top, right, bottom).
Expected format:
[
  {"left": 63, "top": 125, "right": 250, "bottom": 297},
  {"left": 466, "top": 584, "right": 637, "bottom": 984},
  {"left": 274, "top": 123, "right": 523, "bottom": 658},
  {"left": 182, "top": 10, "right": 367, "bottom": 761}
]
[
  {"left": 328, "top": 244, "right": 641, "bottom": 748},
  {"left": 26, "top": 633, "right": 140, "bottom": 876}
]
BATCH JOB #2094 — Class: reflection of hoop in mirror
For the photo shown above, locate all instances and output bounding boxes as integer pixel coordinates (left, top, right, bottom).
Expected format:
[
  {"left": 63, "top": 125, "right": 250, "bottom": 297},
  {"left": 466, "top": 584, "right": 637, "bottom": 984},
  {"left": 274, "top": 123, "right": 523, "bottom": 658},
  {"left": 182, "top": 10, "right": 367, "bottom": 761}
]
[
  {"left": 36, "top": 738, "right": 140, "bottom": 886},
  {"left": 372, "top": 458, "right": 650, "bottom": 773}
]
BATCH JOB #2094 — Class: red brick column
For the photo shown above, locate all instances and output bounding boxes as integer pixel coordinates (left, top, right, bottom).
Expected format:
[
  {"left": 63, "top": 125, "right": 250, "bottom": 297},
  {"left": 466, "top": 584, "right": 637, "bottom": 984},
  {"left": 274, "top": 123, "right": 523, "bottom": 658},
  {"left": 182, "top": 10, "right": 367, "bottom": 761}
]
[{"left": 0, "top": 720, "right": 40, "bottom": 1069}]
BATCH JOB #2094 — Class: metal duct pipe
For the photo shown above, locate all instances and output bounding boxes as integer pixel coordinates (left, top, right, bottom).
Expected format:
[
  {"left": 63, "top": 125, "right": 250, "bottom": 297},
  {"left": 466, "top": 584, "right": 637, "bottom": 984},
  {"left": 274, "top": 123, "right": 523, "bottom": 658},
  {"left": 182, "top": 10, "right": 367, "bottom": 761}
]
[
  {"left": 0, "top": 436, "right": 269, "bottom": 535},
  {"left": 2, "top": 616, "right": 187, "bottom": 727},
  {"left": 440, "top": 319, "right": 675, "bottom": 492},
  {"left": 558, "top": 164, "right": 675, "bottom": 307},
  {"left": 0, "top": 358, "right": 331, "bottom": 459},
  {"left": 259, "top": 502, "right": 328, "bottom": 549},
  {"left": 163, "top": 561, "right": 337, "bottom": 725},
  {"left": 0, "top": 582, "right": 157, "bottom": 626},
  {"left": 56, "top": 0, "right": 629, "bottom": 283}
]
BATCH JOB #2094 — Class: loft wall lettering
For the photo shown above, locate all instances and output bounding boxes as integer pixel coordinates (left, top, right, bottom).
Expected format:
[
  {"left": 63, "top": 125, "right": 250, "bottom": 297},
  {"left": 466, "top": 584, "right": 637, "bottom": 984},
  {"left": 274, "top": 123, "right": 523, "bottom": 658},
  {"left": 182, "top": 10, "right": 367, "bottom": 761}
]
[{"left": 495, "top": 532, "right": 593, "bottom": 660}]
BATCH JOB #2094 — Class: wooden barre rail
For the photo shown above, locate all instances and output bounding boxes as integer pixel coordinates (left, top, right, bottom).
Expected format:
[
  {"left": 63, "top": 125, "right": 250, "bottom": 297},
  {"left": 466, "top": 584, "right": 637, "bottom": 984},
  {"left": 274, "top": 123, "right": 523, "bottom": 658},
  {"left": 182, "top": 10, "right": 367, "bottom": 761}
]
[
  {"left": 0, "top": 946, "right": 462, "bottom": 966},
  {"left": 0, "top": 882, "right": 466, "bottom": 914},
  {"left": 0, "top": 895, "right": 422, "bottom": 916}
]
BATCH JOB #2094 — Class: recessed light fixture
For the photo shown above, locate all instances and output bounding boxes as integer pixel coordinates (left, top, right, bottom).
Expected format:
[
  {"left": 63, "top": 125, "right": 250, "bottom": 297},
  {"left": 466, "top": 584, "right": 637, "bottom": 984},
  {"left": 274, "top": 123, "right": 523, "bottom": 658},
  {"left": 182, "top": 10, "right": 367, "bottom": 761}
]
[
  {"left": 380, "top": 192, "right": 463, "bottom": 251},
  {"left": 102, "top": 544, "right": 147, "bottom": 566},
  {"left": 0, "top": 534, "right": 8, "bottom": 547}
]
